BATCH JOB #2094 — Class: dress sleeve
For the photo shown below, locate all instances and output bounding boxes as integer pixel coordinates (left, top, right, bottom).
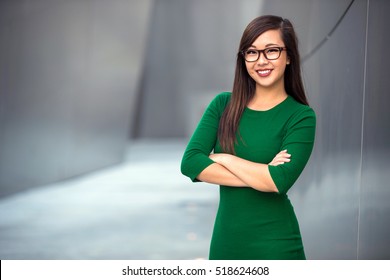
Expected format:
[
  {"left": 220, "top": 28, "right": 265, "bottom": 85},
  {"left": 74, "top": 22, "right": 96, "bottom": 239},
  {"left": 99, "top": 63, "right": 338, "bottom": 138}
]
[
  {"left": 268, "top": 107, "right": 316, "bottom": 195},
  {"left": 180, "top": 93, "right": 228, "bottom": 182}
]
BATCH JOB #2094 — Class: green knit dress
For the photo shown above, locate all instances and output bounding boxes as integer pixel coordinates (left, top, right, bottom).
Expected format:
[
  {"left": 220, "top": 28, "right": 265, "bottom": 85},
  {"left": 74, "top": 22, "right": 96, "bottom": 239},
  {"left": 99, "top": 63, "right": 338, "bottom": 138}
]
[{"left": 181, "top": 92, "right": 316, "bottom": 260}]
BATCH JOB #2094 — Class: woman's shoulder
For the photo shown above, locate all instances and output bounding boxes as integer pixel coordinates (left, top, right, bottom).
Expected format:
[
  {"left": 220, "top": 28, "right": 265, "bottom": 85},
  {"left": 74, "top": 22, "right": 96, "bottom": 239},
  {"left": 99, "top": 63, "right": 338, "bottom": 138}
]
[
  {"left": 214, "top": 91, "right": 232, "bottom": 102},
  {"left": 209, "top": 91, "right": 232, "bottom": 109},
  {"left": 287, "top": 95, "right": 316, "bottom": 117},
  {"left": 284, "top": 96, "right": 316, "bottom": 128}
]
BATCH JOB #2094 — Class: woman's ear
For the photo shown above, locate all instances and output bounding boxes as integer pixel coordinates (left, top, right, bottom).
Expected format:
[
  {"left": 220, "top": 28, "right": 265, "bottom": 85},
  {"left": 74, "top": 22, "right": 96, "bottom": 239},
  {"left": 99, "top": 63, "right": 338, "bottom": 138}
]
[{"left": 287, "top": 57, "right": 290, "bottom": 65}]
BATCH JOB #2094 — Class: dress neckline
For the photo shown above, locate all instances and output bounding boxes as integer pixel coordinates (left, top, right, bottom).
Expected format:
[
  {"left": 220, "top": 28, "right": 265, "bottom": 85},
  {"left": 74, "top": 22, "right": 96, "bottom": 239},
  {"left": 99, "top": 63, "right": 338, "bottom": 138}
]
[{"left": 245, "top": 95, "right": 291, "bottom": 115}]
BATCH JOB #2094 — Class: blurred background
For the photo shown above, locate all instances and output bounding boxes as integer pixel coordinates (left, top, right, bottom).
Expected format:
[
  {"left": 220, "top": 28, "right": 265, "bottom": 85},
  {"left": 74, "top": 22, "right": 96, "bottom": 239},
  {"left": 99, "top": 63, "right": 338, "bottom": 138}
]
[{"left": 0, "top": 0, "right": 389, "bottom": 259}]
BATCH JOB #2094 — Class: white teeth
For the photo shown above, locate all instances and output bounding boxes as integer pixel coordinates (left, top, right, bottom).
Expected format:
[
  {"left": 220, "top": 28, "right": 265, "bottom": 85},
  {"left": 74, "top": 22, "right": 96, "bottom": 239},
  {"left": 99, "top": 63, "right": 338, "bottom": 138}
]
[{"left": 257, "top": 70, "right": 271, "bottom": 74}]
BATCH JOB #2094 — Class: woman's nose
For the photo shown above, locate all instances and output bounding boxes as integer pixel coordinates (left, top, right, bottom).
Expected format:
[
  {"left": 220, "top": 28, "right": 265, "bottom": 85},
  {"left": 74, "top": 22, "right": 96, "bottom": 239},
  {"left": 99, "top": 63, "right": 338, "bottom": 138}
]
[{"left": 257, "top": 52, "right": 269, "bottom": 65}]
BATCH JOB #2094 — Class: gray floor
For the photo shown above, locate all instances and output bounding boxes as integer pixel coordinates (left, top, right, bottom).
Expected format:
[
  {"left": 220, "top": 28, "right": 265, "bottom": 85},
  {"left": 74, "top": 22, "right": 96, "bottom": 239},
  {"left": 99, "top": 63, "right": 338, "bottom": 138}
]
[{"left": 0, "top": 140, "right": 219, "bottom": 260}]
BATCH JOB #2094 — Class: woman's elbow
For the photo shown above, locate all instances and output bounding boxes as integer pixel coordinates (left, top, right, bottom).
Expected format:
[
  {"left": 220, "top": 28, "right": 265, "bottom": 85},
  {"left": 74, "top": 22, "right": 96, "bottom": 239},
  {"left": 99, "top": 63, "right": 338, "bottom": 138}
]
[
  {"left": 180, "top": 158, "right": 189, "bottom": 176},
  {"left": 262, "top": 171, "right": 280, "bottom": 193},
  {"left": 268, "top": 183, "right": 280, "bottom": 193}
]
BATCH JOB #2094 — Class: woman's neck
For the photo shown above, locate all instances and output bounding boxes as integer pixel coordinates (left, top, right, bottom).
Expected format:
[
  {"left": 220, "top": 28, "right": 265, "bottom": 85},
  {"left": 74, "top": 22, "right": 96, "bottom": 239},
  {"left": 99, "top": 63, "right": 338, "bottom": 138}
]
[{"left": 247, "top": 85, "right": 288, "bottom": 111}]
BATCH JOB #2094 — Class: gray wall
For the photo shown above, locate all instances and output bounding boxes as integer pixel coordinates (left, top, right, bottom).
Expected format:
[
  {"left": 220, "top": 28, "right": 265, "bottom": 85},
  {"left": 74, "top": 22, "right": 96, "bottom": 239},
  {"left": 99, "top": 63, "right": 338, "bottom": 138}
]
[{"left": 0, "top": 0, "right": 152, "bottom": 196}]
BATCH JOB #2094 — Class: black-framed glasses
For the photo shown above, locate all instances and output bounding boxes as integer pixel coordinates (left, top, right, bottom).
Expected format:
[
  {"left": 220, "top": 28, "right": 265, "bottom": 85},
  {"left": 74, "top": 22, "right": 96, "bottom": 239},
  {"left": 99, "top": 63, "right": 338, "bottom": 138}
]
[{"left": 241, "top": 47, "right": 287, "bottom": 62}]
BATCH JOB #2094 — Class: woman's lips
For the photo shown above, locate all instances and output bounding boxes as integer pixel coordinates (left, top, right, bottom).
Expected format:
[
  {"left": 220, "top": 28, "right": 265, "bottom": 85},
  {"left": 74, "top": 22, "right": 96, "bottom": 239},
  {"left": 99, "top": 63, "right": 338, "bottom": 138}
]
[{"left": 257, "top": 69, "right": 272, "bottom": 77}]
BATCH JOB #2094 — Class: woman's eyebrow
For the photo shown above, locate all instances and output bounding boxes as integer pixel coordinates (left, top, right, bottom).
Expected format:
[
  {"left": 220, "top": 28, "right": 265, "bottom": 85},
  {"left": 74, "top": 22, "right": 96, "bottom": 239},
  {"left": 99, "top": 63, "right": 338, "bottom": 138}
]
[{"left": 249, "top": 43, "right": 280, "bottom": 49}]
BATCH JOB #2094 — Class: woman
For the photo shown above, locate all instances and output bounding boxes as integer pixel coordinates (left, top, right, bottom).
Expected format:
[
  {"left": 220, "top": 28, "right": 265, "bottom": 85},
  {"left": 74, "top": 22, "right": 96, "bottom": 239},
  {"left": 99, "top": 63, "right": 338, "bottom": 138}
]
[{"left": 181, "top": 15, "right": 316, "bottom": 260}]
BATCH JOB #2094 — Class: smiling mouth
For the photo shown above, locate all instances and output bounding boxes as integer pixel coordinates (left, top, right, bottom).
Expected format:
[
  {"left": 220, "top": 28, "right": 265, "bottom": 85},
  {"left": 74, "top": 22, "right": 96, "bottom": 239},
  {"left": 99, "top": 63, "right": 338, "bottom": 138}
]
[{"left": 257, "top": 69, "right": 272, "bottom": 77}]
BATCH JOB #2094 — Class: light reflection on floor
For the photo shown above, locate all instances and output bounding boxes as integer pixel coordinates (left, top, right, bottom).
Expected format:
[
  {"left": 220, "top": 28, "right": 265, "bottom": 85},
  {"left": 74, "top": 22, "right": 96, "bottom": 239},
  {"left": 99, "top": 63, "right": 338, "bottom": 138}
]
[{"left": 0, "top": 140, "right": 219, "bottom": 260}]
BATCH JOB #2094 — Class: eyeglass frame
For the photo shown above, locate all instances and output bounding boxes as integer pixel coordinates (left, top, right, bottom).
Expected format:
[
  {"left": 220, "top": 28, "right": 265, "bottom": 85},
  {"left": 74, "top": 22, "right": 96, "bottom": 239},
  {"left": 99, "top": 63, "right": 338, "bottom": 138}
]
[{"left": 240, "top": 46, "right": 287, "bottom": 62}]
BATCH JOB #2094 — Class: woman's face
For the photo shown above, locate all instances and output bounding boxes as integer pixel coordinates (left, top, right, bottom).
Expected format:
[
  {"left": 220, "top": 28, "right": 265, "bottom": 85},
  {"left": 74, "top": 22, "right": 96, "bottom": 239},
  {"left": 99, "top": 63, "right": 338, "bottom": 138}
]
[{"left": 244, "top": 29, "right": 290, "bottom": 92}]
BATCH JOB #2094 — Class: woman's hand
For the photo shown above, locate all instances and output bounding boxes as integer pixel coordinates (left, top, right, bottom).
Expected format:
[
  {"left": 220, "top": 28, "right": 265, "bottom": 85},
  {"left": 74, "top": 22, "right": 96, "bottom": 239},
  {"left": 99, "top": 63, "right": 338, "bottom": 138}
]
[{"left": 268, "top": 150, "right": 291, "bottom": 166}]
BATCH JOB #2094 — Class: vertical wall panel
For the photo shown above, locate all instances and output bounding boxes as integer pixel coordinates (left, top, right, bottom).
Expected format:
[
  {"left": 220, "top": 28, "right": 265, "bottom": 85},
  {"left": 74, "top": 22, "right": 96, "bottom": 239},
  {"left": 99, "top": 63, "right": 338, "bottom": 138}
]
[
  {"left": 298, "top": 0, "right": 367, "bottom": 259},
  {"left": 359, "top": 0, "right": 390, "bottom": 259}
]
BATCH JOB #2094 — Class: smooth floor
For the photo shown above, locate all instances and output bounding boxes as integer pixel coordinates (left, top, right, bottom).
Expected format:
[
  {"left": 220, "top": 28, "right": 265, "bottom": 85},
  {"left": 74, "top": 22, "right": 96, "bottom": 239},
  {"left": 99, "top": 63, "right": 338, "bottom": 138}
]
[{"left": 0, "top": 140, "right": 219, "bottom": 260}]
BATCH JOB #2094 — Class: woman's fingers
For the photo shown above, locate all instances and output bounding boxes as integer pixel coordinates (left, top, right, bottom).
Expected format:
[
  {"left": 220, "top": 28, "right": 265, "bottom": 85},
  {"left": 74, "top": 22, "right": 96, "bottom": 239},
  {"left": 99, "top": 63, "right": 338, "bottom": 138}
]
[
  {"left": 269, "top": 150, "right": 291, "bottom": 166},
  {"left": 275, "top": 152, "right": 291, "bottom": 161}
]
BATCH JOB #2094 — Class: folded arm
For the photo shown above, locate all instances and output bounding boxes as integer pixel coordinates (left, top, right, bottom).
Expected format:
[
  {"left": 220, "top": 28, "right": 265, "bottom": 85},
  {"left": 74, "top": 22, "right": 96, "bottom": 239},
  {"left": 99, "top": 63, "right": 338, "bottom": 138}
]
[{"left": 197, "top": 150, "right": 291, "bottom": 192}]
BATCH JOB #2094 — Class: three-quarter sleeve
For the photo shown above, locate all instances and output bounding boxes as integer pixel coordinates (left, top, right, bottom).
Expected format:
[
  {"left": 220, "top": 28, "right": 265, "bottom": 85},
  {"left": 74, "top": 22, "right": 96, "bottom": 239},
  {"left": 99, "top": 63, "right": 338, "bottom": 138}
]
[
  {"left": 180, "top": 93, "right": 229, "bottom": 182},
  {"left": 268, "top": 107, "right": 316, "bottom": 195}
]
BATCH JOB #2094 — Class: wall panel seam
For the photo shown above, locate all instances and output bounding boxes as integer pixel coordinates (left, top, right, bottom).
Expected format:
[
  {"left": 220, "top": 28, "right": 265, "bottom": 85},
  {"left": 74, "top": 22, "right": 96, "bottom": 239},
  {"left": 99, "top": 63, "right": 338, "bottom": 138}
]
[{"left": 357, "top": 0, "right": 370, "bottom": 260}]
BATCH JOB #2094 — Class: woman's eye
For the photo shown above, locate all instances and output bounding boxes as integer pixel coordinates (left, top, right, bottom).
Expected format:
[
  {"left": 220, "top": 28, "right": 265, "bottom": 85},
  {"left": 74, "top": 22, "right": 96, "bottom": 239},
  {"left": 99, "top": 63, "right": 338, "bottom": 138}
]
[
  {"left": 246, "top": 50, "right": 258, "bottom": 55},
  {"left": 266, "top": 48, "right": 279, "bottom": 53}
]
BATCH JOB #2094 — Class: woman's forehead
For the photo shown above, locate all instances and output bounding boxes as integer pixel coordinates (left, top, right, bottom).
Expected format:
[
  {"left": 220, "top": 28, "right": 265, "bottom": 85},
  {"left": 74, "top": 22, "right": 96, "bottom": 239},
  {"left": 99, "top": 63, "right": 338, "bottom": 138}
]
[{"left": 251, "top": 29, "right": 284, "bottom": 48}]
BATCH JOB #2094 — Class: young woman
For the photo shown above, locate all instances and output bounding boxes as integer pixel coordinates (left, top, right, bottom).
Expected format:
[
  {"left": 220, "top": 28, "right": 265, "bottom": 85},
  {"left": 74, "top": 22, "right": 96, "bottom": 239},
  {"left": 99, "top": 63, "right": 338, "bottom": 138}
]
[{"left": 181, "top": 15, "right": 316, "bottom": 260}]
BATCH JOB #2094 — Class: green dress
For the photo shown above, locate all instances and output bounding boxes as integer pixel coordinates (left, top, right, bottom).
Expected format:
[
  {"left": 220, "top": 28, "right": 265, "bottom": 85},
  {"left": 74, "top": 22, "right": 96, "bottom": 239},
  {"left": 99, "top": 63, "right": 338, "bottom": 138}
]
[{"left": 181, "top": 92, "right": 316, "bottom": 260}]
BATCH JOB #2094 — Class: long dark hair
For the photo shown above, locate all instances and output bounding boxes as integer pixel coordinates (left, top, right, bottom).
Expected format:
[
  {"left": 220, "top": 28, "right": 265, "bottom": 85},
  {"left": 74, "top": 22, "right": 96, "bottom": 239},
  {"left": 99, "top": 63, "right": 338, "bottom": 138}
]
[{"left": 218, "top": 15, "right": 308, "bottom": 154}]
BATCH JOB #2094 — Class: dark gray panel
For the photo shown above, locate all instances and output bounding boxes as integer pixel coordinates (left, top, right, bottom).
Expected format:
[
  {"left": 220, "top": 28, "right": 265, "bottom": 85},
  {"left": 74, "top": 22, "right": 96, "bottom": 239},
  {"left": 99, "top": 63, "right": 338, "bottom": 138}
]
[
  {"left": 359, "top": 0, "right": 390, "bottom": 259},
  {"left": 300, "top": 0, "right": 367, "bottom": 259}
]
